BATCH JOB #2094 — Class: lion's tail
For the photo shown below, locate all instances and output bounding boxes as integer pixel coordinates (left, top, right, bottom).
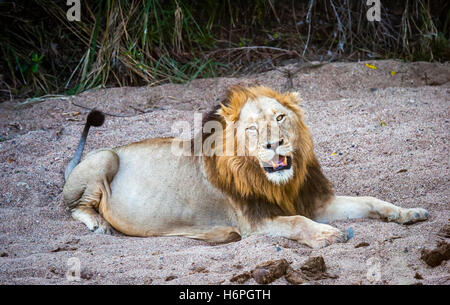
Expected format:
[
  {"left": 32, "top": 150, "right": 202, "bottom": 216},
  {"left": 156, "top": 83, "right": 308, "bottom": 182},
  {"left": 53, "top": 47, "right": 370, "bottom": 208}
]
[{"left": 64, "top": 110, "right": 105, "bottom": 181}]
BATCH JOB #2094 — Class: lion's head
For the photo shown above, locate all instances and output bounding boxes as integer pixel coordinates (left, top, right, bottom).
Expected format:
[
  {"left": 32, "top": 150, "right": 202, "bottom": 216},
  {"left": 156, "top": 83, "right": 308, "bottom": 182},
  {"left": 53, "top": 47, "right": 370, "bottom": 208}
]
[{"left": 202, "top": 85, "right": 320, "bottom": 215}]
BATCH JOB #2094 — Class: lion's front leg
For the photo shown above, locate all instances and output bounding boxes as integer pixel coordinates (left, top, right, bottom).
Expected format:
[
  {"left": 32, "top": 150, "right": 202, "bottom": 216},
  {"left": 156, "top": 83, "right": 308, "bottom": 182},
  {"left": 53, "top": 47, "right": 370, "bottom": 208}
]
[
  {"left": 252, "top": 215, "right": 350, "bottom": 249},
  {"left": 314, "top": 196, "right": 429, "bottom": 225}
]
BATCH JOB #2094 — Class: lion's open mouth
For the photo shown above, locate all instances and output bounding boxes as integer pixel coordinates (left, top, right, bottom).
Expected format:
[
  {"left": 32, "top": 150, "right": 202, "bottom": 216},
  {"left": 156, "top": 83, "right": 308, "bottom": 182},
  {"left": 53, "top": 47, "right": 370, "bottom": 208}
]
[{"left": 262, "top": 155, "right": 292, "bottom": 173}]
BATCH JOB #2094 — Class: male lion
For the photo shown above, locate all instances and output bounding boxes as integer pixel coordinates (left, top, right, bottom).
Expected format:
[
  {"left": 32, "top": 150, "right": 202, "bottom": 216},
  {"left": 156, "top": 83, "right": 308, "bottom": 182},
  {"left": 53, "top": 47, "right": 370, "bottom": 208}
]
[{"left": 63, "top": 86, "right": 429, "bottom": 248}]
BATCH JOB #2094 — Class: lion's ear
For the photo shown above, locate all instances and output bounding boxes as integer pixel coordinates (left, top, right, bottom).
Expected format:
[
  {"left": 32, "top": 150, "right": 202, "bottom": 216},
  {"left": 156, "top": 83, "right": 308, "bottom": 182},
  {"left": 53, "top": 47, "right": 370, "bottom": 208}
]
[
  {"left": 288, "top": 91, "right": 303, "bottom": 104},
  {"left": 217, "top": 106, "right": 233, "bottom": 122}
]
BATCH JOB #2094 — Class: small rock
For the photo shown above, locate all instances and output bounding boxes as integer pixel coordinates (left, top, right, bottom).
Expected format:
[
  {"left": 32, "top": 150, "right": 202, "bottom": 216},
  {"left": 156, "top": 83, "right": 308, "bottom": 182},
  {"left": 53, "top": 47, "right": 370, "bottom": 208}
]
[
  {"left": 346, "top": 227, "right": 354, "bottom": 240},
  {"left": 285, "top": 267, "right": 305, "bottom": 285},
  {"left": 65, "top": 238, "right": 80, "bottom": 245},
  {"left": 414, "top": 272, "right": 423, "bottom": 280},
  {"left": 145, "top": 278, "right": 153, "bottom": 285},
  {"left": 190, "top": 266, "right": 208, "bottom": 274},
  {"left": 0, "top": 252, "right": 8, "bottom": 257},
  {"left": 16, "top": 182, "right": 30, "bottom": 189},
  {"left": 51, "top": 247, "right": 63, "bottom": 253},
  {"left": 230, "top": 272, "right": 251, "bottom": 284},
  {"left": 51, "top": 245, "right": 77, "bottom": 252},
  {"left": 165, "top": 275, "right": 177, "bottom": 281},
  {"left": 355, "top": 242, "right": 370, "bottom": 248},
  {"left": 301, "top": 256, "right": 326, "bottom": 275},
  {"left": 420, "top": 241, "right": 450, "bottom": 267},
  {"left": 300, "top": 256, "right": 337, "bottom": 280},
  {"left": 437, "top": 224, "right": 450, "bottom": 238},
  {"left": 384, "top": 236, "right": 402, "bottom": 243},
  {"left": 251, "top": 259, "right": 289, "bottom": 284},
  {"left": 81, "top": 270, "right": 93, "bottom": 280}
]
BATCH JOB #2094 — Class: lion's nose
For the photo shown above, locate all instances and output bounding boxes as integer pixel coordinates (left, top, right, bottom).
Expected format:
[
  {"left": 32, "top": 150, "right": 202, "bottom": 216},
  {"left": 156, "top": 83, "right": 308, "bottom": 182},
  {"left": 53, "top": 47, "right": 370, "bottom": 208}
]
[{"left": 265, "top": 139, "right": 284, "bottom": 150}]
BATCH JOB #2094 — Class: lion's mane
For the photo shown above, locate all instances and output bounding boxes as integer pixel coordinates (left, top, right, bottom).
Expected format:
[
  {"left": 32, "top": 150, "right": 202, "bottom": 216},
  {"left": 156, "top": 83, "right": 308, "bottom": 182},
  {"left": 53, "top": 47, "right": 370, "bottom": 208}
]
[{"left": 201, "top": 86, "right": 334, "bottom": 225}]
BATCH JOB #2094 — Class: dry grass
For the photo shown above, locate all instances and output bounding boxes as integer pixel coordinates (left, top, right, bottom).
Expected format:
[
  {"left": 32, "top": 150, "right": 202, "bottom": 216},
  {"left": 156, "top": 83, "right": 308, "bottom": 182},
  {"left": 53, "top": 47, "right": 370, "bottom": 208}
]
[{"left": 0, "top": 0, "right": 448, "bottom": 101}]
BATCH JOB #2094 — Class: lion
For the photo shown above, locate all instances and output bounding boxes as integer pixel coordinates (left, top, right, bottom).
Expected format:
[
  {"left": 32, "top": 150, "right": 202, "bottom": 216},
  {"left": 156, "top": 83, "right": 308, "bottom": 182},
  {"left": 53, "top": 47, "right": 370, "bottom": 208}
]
[{"left": 62, "top": 85, "right": 429, "bottom": 248}]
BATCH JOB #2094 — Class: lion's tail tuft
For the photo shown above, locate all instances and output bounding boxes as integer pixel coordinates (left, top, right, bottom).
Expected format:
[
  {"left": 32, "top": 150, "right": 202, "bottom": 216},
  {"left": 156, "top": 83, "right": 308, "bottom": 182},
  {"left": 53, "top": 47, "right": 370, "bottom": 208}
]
[
  {"left": 86, "top": 109, "right": 105, "bottom": 127},
  {"left": 64, "top": 109, "right": 105, "bottom": 180}
]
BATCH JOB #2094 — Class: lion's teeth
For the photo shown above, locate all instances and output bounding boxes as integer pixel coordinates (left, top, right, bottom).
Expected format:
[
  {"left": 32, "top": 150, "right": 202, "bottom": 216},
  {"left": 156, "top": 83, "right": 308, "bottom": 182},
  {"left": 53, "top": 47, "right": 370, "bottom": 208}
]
[
  {"left": 269, "top": 156, "right": 288, "bottom": 169},
  {"left": 271, "top": 161, "right": 277, "bottom": 169}
]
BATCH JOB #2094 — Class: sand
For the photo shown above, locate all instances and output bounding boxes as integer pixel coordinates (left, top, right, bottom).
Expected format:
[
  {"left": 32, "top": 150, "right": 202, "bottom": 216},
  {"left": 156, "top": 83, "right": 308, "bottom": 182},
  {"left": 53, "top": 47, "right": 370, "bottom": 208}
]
[{"left": 0, "top": 59, "right": 449, "bottom": 285}]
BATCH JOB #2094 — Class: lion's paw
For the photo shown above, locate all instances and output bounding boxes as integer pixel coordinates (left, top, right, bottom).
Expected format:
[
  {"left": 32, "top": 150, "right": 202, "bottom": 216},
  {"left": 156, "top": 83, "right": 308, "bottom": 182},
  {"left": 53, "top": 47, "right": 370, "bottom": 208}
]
[
  {"left": 393, "top": 208, "right": 429, "bottom": 225},
  {"left": 305, "top": 224, "right": 349, "bottom": 249},
  {"left": 91, "top": 221, "right": 114, "bottom": 235}
]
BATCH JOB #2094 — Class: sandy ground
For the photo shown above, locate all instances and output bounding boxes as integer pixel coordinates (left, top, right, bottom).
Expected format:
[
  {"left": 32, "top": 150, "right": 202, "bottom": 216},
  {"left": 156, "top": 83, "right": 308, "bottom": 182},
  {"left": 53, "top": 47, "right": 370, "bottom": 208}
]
[{"left": 0, "top": 59, "right": 449, "bottom": 285}]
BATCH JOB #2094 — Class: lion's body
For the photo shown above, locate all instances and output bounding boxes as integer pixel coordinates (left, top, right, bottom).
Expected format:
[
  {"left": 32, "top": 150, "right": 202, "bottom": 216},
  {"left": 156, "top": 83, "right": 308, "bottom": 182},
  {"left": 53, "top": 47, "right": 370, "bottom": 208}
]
[
  {"left": 64, "top": 139, "right": 243, "bottom": 241},
  {"left": 62, "top": 86, "right": 429, "bottom": 248}
]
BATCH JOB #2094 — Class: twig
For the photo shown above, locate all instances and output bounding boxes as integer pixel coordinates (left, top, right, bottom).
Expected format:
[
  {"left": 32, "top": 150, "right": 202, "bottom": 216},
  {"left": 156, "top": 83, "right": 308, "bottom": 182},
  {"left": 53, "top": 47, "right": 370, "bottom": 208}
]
[
  {"left": 129, "top": 105, "right": 146, "bottom": 113},
  {"left": 206, "top": 46, "right": 298, "bottom": 57},
  {"left": 280, "top": 61, "right": 328, "bottom": 90},
  {"left": 17, "top": 94, "right": 71, "bottom": 107},
  {"left": 302, "top": 0, "right": 314, "bottom": 56},
  {"left": 346, "top": 0, "right": 353, "bottom": 52},
  {"left": 329, "top": 0, "right": 345, "bottom": 52},
  {"left": 267, "top": 0, "right": 281, "bottom": 24},
  {"left": 71, "top": 101, "right": 153, "bottom": 117}
]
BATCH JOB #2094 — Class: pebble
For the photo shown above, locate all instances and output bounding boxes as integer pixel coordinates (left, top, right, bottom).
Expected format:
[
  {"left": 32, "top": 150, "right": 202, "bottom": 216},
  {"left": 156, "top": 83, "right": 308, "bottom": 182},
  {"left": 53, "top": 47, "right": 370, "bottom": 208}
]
[
  {"left": 16, "top": 182, "right": 30, "bottom": 189},
  {"left": 346, "top": 227, "right": 354, "bottom": 240}
]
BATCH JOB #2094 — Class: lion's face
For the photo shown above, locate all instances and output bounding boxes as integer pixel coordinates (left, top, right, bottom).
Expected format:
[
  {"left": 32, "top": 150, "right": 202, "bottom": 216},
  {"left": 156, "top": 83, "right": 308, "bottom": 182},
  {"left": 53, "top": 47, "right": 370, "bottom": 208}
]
[
  {"left": 236, "top": 96, "right": 297, "bottom": 185},
  {"left": 214, "top": 86, "right": 312, "bottom": 195}
]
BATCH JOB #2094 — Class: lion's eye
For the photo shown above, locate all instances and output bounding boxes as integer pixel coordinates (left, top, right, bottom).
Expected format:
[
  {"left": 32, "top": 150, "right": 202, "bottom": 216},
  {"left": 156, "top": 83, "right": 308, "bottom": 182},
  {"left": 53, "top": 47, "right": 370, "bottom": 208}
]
[{"left": 276, "top": 114, "right": 285, "bottom": 122}]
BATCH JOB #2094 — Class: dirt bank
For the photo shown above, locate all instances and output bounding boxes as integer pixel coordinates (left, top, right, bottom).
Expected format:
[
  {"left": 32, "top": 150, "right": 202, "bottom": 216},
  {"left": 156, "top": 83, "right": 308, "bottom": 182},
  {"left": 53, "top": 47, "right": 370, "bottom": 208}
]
[{"left": 0, "top": 60, "right": 449, "bottom": 284}]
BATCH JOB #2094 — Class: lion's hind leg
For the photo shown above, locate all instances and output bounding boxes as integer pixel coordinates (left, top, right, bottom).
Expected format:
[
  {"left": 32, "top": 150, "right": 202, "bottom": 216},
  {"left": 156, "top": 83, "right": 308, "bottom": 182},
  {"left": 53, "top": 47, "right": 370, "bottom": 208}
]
[
  {"left": 63, "top": 150, "right": 119, "bottom": 234},
  {"left": 72, "top": 205, "right": 113, "bottom": 234}
]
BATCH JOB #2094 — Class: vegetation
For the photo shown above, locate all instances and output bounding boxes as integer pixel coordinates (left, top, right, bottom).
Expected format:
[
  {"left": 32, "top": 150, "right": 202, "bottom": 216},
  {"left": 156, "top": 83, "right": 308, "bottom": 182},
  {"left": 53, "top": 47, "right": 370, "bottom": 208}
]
[{"left": 0, "top": 0, "right": 448, "bottom": 101}]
